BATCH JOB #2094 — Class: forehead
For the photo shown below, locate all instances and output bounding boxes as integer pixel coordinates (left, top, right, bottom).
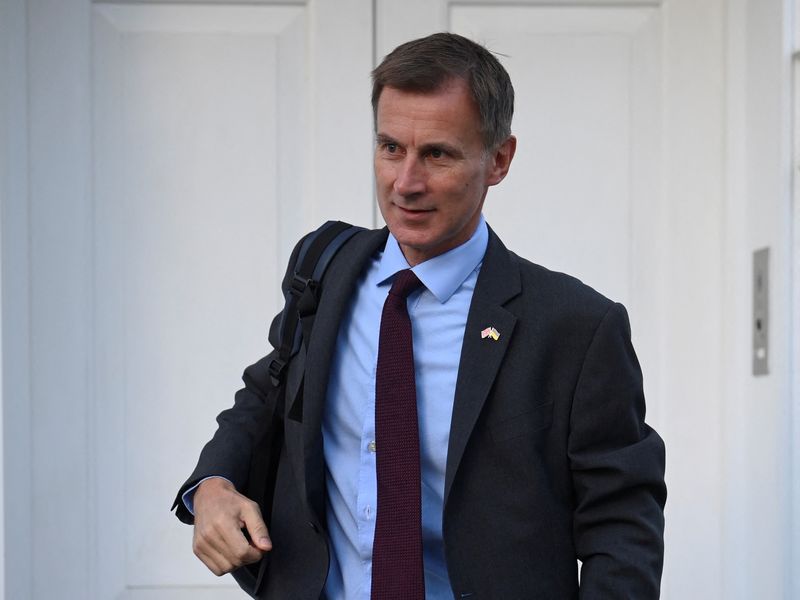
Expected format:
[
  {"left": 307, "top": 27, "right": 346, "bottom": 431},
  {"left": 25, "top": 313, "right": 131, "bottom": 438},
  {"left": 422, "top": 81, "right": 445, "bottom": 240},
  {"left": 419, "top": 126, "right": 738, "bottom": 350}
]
[{"left": 375, "top": 80, "right": 482, "bottom": 142}]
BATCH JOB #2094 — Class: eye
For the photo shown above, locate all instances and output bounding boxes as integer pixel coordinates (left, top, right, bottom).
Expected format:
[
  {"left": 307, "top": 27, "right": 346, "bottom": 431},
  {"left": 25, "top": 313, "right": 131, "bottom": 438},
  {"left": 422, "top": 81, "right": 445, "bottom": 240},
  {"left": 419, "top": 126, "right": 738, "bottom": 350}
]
[
  {"left": 428, "top": 148, "right": 445, "bottom": 159},
  {"left": 384, "top": 143, "right": 398, "bottom": 153}
]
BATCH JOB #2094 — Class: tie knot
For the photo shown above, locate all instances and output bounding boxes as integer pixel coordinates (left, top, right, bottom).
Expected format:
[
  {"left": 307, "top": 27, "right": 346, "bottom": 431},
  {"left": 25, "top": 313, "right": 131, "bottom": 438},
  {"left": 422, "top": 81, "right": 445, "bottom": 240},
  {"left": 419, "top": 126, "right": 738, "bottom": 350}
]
[{"left": 389, "top": 269, "right": 423, "bottom": 299}]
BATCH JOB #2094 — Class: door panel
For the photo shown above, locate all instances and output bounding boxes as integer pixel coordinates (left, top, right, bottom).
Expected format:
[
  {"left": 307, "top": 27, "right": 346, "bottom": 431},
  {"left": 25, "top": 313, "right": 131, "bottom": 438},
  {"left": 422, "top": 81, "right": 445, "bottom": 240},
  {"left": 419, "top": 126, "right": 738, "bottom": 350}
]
[
  {"left": 88, "top": 2, "right": 372, "bottom": 597},
  {"left": 453, "top": 6, "right": 661, "bottom": 309},
  {"left": 92, "top": 4, "right": 305, "bottom": 595}
]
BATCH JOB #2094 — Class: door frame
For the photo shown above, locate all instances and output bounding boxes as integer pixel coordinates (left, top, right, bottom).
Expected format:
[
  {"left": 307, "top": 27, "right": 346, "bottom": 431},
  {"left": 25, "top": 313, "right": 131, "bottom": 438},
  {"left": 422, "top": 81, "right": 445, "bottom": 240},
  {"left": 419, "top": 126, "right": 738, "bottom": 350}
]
[{"left": 1, "top": 0, "right": 31, "bottom": 598}]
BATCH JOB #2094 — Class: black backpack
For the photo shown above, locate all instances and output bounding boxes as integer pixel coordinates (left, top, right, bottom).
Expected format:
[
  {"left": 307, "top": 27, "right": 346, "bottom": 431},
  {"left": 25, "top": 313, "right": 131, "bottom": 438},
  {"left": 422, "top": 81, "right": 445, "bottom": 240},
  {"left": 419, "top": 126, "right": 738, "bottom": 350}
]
[{"left": 233, "top": 220, "right": 364, "bottom": 596}]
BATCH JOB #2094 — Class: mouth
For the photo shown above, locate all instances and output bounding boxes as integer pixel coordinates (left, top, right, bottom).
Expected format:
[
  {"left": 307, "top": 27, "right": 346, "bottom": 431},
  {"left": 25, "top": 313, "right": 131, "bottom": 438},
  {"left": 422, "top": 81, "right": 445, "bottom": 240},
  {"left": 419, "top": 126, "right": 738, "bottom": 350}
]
[{"left": 395, "top": 204, "right": 435, "bottom": 215}]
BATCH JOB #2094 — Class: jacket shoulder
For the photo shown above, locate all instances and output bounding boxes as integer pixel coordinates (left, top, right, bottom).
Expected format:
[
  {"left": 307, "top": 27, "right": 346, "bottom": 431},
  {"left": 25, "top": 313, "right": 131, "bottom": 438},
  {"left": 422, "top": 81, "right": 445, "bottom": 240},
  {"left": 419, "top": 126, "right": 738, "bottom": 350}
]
[{"left": 509, "top": 251, "right": 616, "bottom": 319}]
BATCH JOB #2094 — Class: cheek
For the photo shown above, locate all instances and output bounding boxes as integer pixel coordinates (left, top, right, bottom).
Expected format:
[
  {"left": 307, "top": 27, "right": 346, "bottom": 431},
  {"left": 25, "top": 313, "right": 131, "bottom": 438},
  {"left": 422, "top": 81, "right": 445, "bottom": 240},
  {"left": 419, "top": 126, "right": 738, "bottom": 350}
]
[{"left": 375, "top": 164, "right": 396, "bottom": 189}]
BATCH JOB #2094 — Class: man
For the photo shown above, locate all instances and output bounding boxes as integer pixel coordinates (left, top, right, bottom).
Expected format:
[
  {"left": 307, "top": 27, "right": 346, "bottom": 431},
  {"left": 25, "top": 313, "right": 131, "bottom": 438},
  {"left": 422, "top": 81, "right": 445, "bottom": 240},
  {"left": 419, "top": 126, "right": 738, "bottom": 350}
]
[{"left": 174, "top": 32, "right": 666, "bottom": 599}]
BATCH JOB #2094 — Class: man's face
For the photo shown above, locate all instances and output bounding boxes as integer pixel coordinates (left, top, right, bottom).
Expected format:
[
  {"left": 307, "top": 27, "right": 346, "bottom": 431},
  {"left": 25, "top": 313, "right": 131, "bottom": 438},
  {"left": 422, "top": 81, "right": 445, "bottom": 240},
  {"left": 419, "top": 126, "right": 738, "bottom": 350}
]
[{"left": 374, "top": 79, "right": 515, "bottom": 266}]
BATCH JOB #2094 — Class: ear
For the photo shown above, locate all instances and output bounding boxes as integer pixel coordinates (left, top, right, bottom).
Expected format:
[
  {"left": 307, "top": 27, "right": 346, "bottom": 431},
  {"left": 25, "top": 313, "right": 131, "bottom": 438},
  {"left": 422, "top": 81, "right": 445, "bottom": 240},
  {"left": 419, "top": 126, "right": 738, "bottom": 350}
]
[{"left": 486, "top": 135, "right": 517, "bottom": 187}]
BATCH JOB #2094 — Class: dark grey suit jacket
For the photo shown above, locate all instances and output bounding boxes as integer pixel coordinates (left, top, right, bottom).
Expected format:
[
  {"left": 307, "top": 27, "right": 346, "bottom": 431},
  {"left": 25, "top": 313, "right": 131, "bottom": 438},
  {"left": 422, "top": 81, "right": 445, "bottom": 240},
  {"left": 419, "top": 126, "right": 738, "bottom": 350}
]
[{"left": 174, "top": 226, "right": 666, "bottom": 599}]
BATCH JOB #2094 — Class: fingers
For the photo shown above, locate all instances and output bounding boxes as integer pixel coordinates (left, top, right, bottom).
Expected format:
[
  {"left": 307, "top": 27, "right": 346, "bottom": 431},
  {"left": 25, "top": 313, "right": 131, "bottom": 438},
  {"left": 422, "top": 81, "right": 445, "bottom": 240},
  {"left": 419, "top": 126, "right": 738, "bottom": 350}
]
[
  {"left": 241, "top": 501, "right": 272, "bottom": 552},
  {"left": 193, "top": 522, "right": 262, "bottom": 575},
  {"left": 192, "top": 479, "right": 270, "bottom": 576},
  {"left": 192, "top": 528, "right": 236, "bottom": 576}
]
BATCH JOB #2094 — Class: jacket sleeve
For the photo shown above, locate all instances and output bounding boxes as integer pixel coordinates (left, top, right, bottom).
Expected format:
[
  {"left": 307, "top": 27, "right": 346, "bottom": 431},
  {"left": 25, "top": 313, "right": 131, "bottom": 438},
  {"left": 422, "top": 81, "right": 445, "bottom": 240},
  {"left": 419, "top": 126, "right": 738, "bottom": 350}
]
[
  {"left": 171, "top": 233, "right": 309, "bottom": 524},
  {"left": 568, "top": 302, "right": 667, "bottom": 599}
]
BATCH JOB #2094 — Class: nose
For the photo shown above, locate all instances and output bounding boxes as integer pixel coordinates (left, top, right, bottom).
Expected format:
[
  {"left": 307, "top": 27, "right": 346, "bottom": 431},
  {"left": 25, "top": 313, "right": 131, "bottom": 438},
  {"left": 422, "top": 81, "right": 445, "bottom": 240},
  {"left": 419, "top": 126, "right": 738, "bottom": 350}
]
[{"left": 393, "top": 156, "right": 426, "bottom": 197}]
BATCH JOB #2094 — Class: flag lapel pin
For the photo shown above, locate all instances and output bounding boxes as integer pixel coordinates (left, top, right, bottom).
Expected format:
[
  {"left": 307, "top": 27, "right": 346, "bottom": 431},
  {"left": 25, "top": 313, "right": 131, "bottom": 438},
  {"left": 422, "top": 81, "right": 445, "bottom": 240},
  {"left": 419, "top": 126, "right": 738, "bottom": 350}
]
[{"left": 480, "top": 326, "right": 500, "bottom": 341}]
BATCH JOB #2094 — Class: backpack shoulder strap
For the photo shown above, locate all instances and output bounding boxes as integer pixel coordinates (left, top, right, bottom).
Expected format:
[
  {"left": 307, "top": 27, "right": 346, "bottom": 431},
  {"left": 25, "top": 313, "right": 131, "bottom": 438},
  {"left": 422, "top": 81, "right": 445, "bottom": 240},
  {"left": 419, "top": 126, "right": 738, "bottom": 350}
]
[
  {"left": 268, "top": 220, "right": 365, "bottom": 386},
  {"left": 246, "top": 220, "right": 364, "bottom": 595}
]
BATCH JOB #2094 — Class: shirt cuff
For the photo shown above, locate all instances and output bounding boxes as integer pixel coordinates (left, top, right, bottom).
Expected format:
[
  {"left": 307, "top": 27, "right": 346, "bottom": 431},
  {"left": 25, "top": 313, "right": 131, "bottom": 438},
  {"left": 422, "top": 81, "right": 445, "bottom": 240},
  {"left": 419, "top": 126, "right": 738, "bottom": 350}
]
[{"left": 181, "top": 476, "right": 233, "bottom": 515}]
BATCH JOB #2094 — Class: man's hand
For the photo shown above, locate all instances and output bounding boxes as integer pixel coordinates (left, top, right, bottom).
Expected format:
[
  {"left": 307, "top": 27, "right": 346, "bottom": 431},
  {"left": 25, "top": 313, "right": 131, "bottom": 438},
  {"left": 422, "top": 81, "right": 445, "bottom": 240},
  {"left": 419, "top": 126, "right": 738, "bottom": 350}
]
[{"left": 192, "top": 477, "right": 272, "bottom": 576}]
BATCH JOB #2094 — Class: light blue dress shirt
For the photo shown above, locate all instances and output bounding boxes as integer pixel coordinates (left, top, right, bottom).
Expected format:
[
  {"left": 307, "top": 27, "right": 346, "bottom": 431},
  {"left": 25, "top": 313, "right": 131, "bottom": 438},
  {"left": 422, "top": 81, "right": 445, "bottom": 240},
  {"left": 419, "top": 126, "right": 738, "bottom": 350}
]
[{"left": 322, "top": 216, "right": 488, "bottom": 600}]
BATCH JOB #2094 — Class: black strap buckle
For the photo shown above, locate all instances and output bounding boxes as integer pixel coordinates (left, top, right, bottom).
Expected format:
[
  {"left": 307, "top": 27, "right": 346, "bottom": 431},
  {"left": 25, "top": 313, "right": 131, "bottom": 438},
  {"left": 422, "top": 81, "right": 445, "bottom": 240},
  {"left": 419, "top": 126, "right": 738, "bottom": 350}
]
[
  {"left": 268, "top": 357, "right": 288, "bottom": 386},
  {"left": 291, "top": 274, "right": 321, "bottom": 318},
  {"left": 290, "top": 273, "right": 314, "bottom": 297}
]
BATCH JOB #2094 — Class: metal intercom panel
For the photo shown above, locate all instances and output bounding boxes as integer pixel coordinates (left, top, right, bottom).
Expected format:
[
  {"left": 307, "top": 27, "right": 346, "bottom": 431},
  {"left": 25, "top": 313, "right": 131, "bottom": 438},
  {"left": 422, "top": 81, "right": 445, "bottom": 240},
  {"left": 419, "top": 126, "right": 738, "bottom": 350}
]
[{"left": 753, "top": 247, "right": 769, "bottom": 376}]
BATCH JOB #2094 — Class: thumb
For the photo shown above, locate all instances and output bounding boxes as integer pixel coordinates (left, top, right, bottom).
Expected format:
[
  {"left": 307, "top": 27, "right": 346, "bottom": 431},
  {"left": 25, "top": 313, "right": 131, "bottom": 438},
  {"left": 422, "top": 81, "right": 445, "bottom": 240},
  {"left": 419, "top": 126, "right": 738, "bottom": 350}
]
[{"left": 242, "top": 505, "right": 272, "bottom": 551}]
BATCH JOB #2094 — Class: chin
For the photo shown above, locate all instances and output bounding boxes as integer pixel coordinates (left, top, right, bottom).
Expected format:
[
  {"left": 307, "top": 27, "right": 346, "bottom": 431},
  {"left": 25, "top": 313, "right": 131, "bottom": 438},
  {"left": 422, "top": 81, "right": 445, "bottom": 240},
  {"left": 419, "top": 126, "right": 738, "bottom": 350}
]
[{"left": 393, "top": 230, "right": 431, "bottom": 250}]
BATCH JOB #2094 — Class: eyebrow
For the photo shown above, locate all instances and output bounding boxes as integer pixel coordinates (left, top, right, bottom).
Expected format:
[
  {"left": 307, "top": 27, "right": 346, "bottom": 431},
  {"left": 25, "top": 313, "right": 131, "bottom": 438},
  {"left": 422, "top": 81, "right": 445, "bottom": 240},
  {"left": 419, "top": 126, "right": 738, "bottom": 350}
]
[
  {"left": 375, "top": 133, "right": 399, "bottom": 146},
  {"left": 419, "top": 141, "right": 463, "bottom": 158},
  {"left": 375, "top": 133, "right": 463, "bottom": 158}
]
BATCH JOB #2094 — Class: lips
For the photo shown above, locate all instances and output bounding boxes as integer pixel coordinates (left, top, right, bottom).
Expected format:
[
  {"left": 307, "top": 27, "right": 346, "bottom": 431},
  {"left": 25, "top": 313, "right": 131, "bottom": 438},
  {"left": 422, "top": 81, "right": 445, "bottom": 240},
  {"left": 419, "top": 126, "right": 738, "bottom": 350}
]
[{"left": 396, "top": 204, "right": 434, "bottom": 214}]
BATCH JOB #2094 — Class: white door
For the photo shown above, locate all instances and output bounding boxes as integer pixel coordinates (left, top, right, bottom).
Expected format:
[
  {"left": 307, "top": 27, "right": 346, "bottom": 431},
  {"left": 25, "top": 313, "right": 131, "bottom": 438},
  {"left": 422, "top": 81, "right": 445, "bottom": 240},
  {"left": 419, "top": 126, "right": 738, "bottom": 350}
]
[
  {"left": 25, "top": 1, "right": 373, "bottom": 598},
  {"left": 20, "top": 0, "right": 734, "bottom": 598}
]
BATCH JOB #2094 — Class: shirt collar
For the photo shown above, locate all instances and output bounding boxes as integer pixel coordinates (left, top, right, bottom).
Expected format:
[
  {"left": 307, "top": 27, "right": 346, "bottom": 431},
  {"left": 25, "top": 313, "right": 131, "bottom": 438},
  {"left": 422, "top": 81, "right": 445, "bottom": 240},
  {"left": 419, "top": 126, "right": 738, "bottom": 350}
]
[{"left": 376, "top": 215, "right": 488, "bottom": 304}]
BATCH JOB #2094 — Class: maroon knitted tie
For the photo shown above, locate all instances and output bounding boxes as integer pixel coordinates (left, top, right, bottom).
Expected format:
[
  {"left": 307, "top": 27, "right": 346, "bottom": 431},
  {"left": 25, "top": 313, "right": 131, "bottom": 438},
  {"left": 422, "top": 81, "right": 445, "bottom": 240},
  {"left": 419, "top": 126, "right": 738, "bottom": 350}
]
[{"left": 371, "top": 269, "right": 425, "bottom": 600}]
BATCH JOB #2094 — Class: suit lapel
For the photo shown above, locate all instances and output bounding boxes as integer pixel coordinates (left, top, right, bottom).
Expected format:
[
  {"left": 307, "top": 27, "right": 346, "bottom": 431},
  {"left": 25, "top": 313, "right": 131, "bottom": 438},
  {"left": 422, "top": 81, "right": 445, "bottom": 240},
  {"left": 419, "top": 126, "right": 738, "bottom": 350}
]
[
  {"left": 284, "top": 227, "right": 389, "bottom": 519},
  {"left": 444, "top": 229, "right": 521, "bottom": 506}
]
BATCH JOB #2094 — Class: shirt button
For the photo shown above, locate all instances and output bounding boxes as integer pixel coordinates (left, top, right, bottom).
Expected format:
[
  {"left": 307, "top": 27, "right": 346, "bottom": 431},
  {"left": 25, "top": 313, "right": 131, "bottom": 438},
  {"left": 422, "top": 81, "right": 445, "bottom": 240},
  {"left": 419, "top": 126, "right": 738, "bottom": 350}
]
[{"left": 367, "top": 440, "right": 377, "bottom": 453}]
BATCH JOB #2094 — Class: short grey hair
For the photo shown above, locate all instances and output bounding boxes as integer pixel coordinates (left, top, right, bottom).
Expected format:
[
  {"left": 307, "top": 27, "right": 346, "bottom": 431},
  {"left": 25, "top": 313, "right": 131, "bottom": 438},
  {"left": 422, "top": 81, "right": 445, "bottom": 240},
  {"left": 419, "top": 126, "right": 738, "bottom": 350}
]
[{"left": 371, "top": 32, "right": 515, "bottom": 151}]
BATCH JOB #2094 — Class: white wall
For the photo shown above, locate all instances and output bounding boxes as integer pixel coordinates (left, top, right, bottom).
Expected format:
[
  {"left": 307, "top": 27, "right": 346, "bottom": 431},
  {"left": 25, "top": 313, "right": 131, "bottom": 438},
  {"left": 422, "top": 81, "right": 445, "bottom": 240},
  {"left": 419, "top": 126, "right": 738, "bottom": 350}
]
[
  {"left": 793, "top": 5, "right": 800, "bottom": 595},
  {"left": 1, "top": 0, "right": 31, "bottom": 598},
  {"left": 657, "top": 1, "right": 726, "bottom": 594},
  {"left": 722, "top": 0, "right": 795, "bottom": 598},
  {"left": 0, "top": 1, "right": 11, "bottom": 596},
  {"left": 20, "top": 1, "right": 375, "bottom": 598}
]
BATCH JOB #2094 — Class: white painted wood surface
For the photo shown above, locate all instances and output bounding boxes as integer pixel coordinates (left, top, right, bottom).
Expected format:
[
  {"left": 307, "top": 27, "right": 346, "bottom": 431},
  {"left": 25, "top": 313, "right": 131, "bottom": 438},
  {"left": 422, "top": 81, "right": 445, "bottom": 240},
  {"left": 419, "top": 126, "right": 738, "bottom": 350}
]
[
  {"left": 1, "top": 0, "right": 32, "bottom": 597},
  {"left": 4, "top": 0, "right": 796, "bottom": 598},
  {"left": 20, "top": 0, "right": 372, "bottom": 598},
  {"left": 793, "top": 18, "right": 800, "bottom": 599},
  {"left": 27, "top": 0, "right": 94, "bottom": 597},
  {"left": 92, "top": 4, "right": 301, "bottom": 595},
  {"left": 0, "top": 3, "right": 15, "bottom": 597},
  {"left": 91, "top": 1, "right": 372, "bottom": 597},
  {"left": 450, "top": 4, "right": 661, "bottom": 328},
  {"left": 719, "top": 1, "right": 796, "bottom": 599}
]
